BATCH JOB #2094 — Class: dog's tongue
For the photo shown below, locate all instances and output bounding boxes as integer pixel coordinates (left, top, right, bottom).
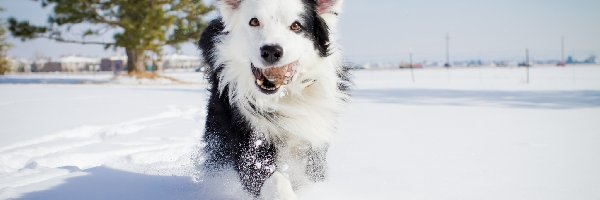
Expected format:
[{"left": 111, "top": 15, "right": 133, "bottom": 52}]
[{"left": 260, "top": 61, "right": 298, "bottom": 85}]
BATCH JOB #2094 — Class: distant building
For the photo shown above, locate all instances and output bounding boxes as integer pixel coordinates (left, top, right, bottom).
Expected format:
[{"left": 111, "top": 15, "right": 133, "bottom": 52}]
[
  {"left": 39, "top": 62, "right": 62, "bottom": 72},
  {"left": 422, "top": 60, "right": 440, "bottom": 67},
  {"left": 584, "top": 55, "right": 597, "bottom": 64},
  {"left": 161, "top": 54, "right": 201, "bottom": 70},
  {"left": 100, "top": 56, "right": 127, "bottom": 72},
  {"left": 58, "top": 56, "right": 100, "bottom": 72},
  {"left": 398, "top": 63, "right": 423, "bottom": 68},
  {"left": 34, "top": 56, "right": 99, "bottom": 72},
  {"left": 8, "top": 58, "right": 32, "bottom": 72},
  {"left": 30, "top": 58, "right": 51, "bottom": 72},
  {"left": 566, "top": 56, "right": 575, "bottom": 64}
]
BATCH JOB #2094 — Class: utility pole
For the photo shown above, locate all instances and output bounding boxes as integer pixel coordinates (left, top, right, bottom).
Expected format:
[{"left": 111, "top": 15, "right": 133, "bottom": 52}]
[
  {"left": 526, "top": 48, "right": 530, "bottom": 84},
  {"left": 526, "top": 48, "right": 530, "bottom": 65},
  {"left": 409, "top": 50, "right": 415, "bottom": 83},
  {"left": 560, "top": 35, "right": 565, "bottom": 67},
  {"left": 444, "top": 33, "right": 451, "bottom": 68}
]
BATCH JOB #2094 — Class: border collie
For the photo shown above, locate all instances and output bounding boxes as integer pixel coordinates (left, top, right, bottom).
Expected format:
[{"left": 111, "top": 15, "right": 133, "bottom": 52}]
[{"left": 198, "top": 0, "right": 349, "bottom": 198}]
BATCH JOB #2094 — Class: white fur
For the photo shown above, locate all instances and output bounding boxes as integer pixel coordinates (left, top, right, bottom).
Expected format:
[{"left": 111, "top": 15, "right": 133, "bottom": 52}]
[
  {"left": 261, "top": 172, "right": 298, "bottom": 200},
  {"left": 214, "top": 0, "right": 346, "bottom": 148},
  {"left": 212, "top": 1, "right": 346, "bottom": 197}
]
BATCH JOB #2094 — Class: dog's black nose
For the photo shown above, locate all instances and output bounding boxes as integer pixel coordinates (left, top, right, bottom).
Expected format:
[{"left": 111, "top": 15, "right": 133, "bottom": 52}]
[{"left": 260, "top": 45, "right": 283, "bottom": 64}]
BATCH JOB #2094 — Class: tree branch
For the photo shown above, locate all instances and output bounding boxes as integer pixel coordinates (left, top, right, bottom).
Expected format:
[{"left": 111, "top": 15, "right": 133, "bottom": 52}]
[
  {"left": 92, "top": 11, "right": 122, "bottom": 27},
  {"left": 48, "top": 35, "right": 114, "bottom": 46}
]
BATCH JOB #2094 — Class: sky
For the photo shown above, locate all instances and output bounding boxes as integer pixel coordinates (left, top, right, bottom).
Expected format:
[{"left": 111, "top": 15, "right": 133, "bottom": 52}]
[{"left": 1, "top": 0, "right": 599, "bottom": 63}]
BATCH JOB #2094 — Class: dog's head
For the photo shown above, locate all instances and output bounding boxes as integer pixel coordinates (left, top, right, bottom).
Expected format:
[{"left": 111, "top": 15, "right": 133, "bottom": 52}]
[{"left": 215, "top": 0, "right": 343, "bottom": 101}]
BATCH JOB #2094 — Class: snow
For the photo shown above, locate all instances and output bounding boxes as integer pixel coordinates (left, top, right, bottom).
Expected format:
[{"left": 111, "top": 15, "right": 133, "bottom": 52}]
[
  {"left": 58, "top": 56, "right": 100, "bottom": 64},
  {"left": 0, "top": 72, "right": 206, "bottom": 85},
  {"left": 1, "top": 65, "right": 600, "bottom": 199},
  {"left": 162, "top": 54, "right": 201, "bottom": 61}
]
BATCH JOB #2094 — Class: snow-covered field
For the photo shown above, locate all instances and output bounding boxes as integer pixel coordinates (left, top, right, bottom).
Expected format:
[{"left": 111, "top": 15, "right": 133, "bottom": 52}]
[{"left": 1, "top": 66, "right": 600, "bottom": 199}]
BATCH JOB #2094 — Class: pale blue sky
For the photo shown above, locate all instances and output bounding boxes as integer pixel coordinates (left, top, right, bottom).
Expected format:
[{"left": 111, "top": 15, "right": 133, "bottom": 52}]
[{"left": 2, "top": 0, "right": 599, "bottom": 63}]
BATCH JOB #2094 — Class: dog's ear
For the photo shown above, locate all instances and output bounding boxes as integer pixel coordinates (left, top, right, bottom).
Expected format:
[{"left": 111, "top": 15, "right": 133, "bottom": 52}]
[
  {"left": 219, "top": 0, "right": 241, "bottom": 9},
  {"left": 309, "top": 0, "right": 343, "bottom": 57},
  {"left": 316, "top": 0, "right": 342, "bottom": 15},
  {"left": 316, "top": 0, "right": 343, "bottom": 28},
  {"left": 217, "top": 0, "right": 242, "bottom": 26}
]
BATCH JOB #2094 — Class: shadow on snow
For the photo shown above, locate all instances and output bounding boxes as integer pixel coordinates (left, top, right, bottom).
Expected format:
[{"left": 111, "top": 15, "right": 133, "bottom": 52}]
[
  {"left": 353, "top": 89, "right": 600, "bottom": 109},
  {"left": 16, "top": 166, "right": 239, "bottom": 200},
  {"left": 0, "top": 77, "right": 107, "bottom": 84}
]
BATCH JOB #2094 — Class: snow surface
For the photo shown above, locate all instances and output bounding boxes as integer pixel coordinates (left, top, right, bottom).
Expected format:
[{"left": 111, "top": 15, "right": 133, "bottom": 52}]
[{"left": 1, "top": 66, "right": 600, "bottom": 199}]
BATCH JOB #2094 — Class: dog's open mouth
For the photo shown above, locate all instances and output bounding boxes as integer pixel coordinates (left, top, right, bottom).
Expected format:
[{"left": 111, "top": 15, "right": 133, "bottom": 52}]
[{"left": 251, "top": 61, "right": 299, "bottom": 94}]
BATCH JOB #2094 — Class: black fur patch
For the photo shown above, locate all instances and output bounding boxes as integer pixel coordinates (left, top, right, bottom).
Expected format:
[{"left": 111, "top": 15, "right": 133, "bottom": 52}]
[
  {"left": 198, "top": 18, "right": 225, "bottom": 71},
  {"left": 197, "top": 4, "right": 350, "bottom": 196},
  {"left": 199, "top": 19, "right": 279, "bottom": 196},
  {"left": 338, "top": 64, "right": 353, "bottom": 97},
  {"left": 301, "top": 0, "right": 331, "bottom": 57}
]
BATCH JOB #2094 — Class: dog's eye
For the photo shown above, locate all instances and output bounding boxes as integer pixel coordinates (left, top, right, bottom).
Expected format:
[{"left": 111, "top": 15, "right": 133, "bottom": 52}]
[
  {"left": 249, "top": 18, "right": 260, "bottom": 27},
  {"left": 290, "top": 22, "right": 302, "bottom": 32}
]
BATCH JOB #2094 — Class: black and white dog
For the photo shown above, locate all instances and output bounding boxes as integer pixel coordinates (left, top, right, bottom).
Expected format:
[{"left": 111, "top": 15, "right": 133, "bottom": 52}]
[{"left": 199, "top": 0, "right": 349, "bottom": 198}]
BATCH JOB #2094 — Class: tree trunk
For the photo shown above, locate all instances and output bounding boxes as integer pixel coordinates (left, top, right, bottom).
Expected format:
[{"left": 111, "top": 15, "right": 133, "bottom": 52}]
[{"left": 125, "top": 48, "right": 148, "bottom": 77}]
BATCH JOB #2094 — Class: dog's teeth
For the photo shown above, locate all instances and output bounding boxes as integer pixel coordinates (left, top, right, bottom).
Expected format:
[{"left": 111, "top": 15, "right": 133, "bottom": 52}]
[
  {"left": 256, "top": 79, "right": 264, "bottom": 86},
  {"left": 259, "top": 84, "right": 274, "bottom": 91},
  {"left": 275, "top": 84, "right": 281, "bottom": 88}
]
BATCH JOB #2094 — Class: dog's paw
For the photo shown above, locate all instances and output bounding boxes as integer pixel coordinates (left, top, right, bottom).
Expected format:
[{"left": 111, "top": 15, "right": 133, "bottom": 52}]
[{"left": 261, "top": 172, "right": 297, "bottom": 200}]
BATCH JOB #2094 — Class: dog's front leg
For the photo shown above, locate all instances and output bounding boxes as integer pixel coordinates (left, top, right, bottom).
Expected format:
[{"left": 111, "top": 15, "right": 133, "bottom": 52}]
[
  {"left": 261, "top": 171, "right": 297, "bottom": 200},
  {"left": 236, "top": 137, "right": 278, "bottom": 197},
  {"left": 305, "top": 146, "right": 328, "bottom": 182}
]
